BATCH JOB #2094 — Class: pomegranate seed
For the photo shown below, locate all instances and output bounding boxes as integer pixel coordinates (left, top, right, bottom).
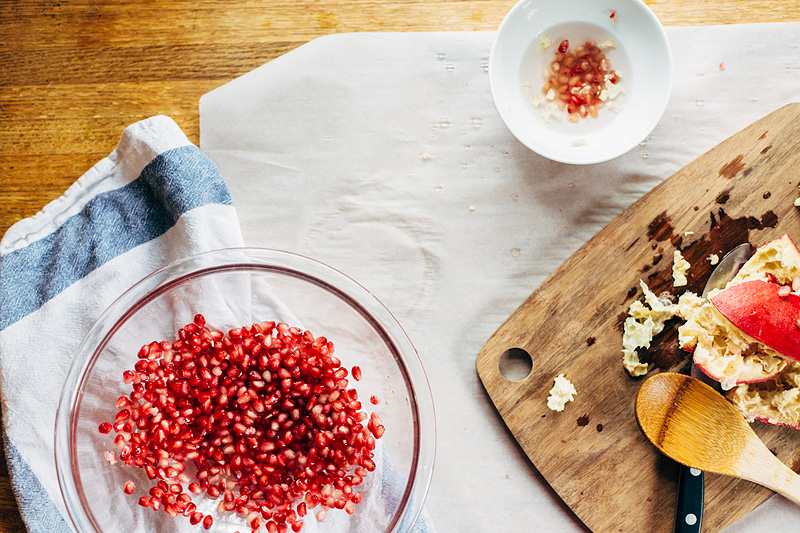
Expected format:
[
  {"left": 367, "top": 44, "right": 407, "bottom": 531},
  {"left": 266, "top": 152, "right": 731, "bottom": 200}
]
[
  {"left": 98, "top": 422, "right": 112, "bottom": 434},
  {"left": 138, "top": 496, "right": 150, "bottom": 508},
  {"left": 540, "top": 38, "right": 619, "bottom": 122},
  {"left": 369, "top": 395, "right": 380, "bottom": 405},
  {"left": 124, "top": 480, "right": 135, "bottom": 494},
  {"left": 99, "top": 319, "right": 378, "bottom": 532}
]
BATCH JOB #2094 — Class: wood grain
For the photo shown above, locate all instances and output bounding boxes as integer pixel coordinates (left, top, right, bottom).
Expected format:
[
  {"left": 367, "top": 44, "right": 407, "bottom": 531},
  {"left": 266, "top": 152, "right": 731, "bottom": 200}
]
[
  {"left": 477, "top": 103, "right": 800, "bottom": 532},
  {"left": 2, "top": 1, "right": 800, "bottom": 530}
]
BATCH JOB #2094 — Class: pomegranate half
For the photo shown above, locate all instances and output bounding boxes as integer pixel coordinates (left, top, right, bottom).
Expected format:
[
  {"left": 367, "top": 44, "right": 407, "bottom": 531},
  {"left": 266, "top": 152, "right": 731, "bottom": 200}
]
[{"left": 711, "top": 279, "right": 800, "bottom": 362}]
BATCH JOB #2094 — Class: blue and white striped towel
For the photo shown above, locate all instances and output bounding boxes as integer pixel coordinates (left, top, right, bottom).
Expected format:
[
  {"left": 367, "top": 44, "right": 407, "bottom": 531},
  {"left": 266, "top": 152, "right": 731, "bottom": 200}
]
[
  {"left": 0, "top": 116, "right": 244, "bottom": 532},
  {"left": 0, "top": 116, "right": 436, "bottom": 533}
]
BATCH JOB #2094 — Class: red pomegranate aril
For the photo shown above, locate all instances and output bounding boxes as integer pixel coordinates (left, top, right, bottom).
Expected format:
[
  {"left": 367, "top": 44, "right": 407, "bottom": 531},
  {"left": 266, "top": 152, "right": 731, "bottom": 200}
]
[
  {"left": 99, "top": 317, "right": 382, "bottom": 532},
  {"left": 541, "top": 38, "right": 618, "bottom": 122},
  {"left": 98, "top": 422, "right": 112, "bottom": 434},
  {"left": 124, "top": 480, "right": 135, "bottom": 495}
]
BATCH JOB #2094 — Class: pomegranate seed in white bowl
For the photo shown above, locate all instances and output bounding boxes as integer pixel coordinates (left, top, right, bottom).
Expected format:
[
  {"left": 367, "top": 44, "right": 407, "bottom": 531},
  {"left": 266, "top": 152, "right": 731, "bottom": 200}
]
[
  {"left": 489, "top": 0, "right": 672, "bottom": 164},
  {"left": 55, "top": 248, "right": 435, "bottom": 533}
]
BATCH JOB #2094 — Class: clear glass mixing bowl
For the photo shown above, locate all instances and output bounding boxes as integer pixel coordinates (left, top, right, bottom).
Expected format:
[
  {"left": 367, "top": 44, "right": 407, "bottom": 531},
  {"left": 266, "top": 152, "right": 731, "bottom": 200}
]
[{"left": 55, "top": 248, "right": 435, "bottom": 533}]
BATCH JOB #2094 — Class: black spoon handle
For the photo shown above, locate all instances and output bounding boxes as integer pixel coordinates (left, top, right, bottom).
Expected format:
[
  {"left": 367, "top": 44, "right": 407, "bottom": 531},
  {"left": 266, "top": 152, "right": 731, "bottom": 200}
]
[{"left": 674, "top": 463, "right": 704, "bottom": 533}]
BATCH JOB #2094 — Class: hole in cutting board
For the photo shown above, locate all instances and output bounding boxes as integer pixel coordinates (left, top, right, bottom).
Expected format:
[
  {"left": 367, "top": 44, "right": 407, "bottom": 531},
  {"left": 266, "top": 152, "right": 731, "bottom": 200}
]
[{"left": 498, "top": 348, "right": 533, "bottom": 381}]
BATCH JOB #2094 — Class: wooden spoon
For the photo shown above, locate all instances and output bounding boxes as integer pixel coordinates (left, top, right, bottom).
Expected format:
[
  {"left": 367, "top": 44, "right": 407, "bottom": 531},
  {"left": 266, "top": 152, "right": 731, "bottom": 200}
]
[{"left": 636, "top": 372, "right": 800, "bottom": 505}]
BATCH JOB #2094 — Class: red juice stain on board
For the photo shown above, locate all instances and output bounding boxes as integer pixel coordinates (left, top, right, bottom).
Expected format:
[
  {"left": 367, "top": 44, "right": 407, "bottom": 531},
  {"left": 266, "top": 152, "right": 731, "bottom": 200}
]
[
  {"left": 628, "top": 208, "right": 780, "bottom": 373},
  {"left": 719, "top": 155, "right": 745, "bottom": 179},
  {"left": 647, "top": 211, "right": 674, "bottom": 243}
]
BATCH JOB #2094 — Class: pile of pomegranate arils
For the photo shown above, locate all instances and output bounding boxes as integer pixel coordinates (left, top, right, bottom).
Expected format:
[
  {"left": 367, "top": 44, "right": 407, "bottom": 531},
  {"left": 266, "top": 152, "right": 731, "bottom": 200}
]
[
  {"left": 98, "top": 314, "right": 384, "bottom": 533},
  {"left": 541, "top": 38, "right": 620, "bottom": 122}
]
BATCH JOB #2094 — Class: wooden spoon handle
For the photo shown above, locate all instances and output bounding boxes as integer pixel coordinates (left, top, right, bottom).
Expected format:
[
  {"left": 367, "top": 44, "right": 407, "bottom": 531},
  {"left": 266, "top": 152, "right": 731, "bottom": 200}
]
[{"left": 739, "top": 437, "right": 800, "bottom": 506}]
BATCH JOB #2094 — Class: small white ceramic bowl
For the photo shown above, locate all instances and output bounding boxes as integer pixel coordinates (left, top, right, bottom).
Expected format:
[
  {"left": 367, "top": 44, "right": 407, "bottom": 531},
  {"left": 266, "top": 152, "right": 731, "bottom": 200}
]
[{"left": 489, "top": 0, "right": 672, "bottom": 165}]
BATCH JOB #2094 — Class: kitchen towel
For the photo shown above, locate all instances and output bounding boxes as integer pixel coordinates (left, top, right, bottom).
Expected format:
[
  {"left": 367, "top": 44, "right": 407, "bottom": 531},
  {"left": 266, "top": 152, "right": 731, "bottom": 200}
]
[
  {"left": 0, "top": 114, "right": 435, "bottom": 533},
  {"left": 0, "top": 115, "right": 244, "bottom": 531}
]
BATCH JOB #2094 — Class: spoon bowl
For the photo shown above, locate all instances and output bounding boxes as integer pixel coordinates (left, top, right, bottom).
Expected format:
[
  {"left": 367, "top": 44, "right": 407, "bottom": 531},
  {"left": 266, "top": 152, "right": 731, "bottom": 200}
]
[{"left": 636, "top": 372, "right": 800, "bottom": 506}]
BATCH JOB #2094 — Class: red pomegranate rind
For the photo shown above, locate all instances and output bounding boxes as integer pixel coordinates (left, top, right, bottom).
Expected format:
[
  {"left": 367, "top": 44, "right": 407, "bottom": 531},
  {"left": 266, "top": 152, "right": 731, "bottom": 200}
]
[
  {"left": 753, "top": 415, "right": 800, "bottom": 430},
  {"left": 692, "top": 357, "right": 780, "bottom": 386},
  {"left": 731, "top": 234, "right": 800, "bottom": 287},
  {"left": 711, "top": 279, "right": 800, "bottom": 362},
  {"left": 99, "top": 316, "right": 382, "bottom": 533}
]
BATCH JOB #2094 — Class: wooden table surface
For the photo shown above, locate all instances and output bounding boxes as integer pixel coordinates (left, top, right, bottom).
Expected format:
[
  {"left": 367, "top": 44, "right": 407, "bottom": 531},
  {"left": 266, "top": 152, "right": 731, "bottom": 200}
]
[{"left": 2, "top": 1, "right": 800, "bottom": 530}]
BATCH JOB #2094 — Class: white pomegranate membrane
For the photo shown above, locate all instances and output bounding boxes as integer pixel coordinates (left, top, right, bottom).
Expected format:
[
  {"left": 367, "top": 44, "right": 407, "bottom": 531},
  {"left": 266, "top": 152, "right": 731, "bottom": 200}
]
[
  {"left": 98, "top": 314, "right": 384, "bottom": 533},
  {"left": 540, "top": 38, "right": 620, "bottom": 122}
]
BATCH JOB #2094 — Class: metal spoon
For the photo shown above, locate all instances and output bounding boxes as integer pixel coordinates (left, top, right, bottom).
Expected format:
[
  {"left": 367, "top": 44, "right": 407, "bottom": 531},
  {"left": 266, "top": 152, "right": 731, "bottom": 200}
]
[
  {"left": 636, "top": 372, "right": 800, "bottom": 506},
  {"left": 674, "top": 242, "right": 751, "bottom": 532}
]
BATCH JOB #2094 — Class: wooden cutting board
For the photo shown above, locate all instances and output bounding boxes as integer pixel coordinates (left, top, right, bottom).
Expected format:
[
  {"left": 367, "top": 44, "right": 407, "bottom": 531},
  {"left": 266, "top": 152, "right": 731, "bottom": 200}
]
[{"left": 477, "top": 102, "right": 800, "bottom": 533}]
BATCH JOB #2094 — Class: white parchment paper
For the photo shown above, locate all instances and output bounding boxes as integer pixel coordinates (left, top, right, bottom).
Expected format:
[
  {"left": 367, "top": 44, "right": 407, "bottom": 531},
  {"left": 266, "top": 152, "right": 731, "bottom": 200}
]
[{"left": 200, "top": 25, "right": 800, "bottom": 532}]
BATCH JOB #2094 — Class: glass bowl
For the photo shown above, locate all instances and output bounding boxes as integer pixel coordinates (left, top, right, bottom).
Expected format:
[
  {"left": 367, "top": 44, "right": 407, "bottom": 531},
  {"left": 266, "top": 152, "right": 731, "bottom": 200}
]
[
  {"left": 489, "top": 0, "right": 672, "bottom": 164},
  {"left": 55, "top": 248, "right": 435, "bottom": 532}
]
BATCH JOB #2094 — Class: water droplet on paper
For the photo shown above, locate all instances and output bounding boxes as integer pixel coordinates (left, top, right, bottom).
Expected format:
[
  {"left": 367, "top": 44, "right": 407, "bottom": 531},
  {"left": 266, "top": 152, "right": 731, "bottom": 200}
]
[
  {"left": 695, "top": 100, "right": 705, "bottom": 108},
  {"left": 472, "top": 118, "right": 483, "bottom": 129},
  {"left": 639, "top": 140, "right": 646, "bottom": 147},
  {"left": 510, "top": 248, "right": 521, "bottom": 257},
  {"left": 433, "top": 185, "right": 443, "bottom": 192},
  {"left": 437, "top": 52, "right": 446, "bottom": 61},
  {"left": 446, "top": 64, "right": 455, "bottom": 72},
  {"left": 493, "top": 167, "right": 500, "bottom": 173},
  {"left": 568, "top": 182, "right": 576, "bottom": 188},
  {"left": 503, "top": 151, "right": 510, "bottom": 157},
  {"left": 439, "top": 118, "right": 450, "bottom": 129},
  {"left": 464, "top": 144, "right": 471, "bottom": 150},
  {"left": 481, "top": 60, "right": 489, "bottom": 72},
  {"left": 461, "top": 163, "right": 468, "bottom": 169},
  {"left": 642, "top": 152, "right": 649, "bottom": 160},
  {"left": 324, "top": 136, "right": 331, "bottom": 142},
  {"left": 468, "top": 205, "right": 476, "bottom": 212},
  {"left": 511, "top": 193, "right": 519, "bottom": 201}
]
